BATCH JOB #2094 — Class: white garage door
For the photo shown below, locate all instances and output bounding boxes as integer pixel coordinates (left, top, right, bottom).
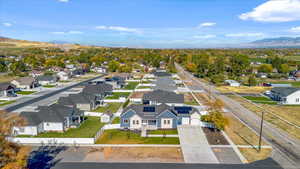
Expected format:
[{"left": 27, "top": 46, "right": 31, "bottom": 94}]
[
  {"left": 191, "top": 118, "right": 200, "bottom": 125},
  {"left": 182, "top": 117, "right": 190, "bottom": 125}
]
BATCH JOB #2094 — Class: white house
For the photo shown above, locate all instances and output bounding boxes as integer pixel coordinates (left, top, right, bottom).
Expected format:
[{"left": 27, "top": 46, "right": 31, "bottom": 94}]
[
  {"left": 225, "top": 80, "right": 240, "bottom": 87},
  {"left": 57, "top": 71, "right": 71, "bottom": 81},
  {"left": 270, "top": 87, "right": 300, "bottom": 105},
  {"left": 11, "top": 77, "right": 38, "bottom": 89},
  {"left": 37, "top": 75, "right": 58, "bottom": 85}
]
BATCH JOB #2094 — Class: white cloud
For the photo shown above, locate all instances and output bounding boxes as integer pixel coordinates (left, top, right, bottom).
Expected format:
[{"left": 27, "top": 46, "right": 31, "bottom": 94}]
[
  {"left": 225, "top": 33, "right": 264, "bottom": 37},
  {"left": 239, "top": 0, "right": 300, "bottom": 22},
  {"left": 58, "top": 0, "right": 69, "bottom": 2},
  {"left": 2, "top": 22, "right": 12, "bottom": 27},
  {"left": 193, "top": 34, "right": 216, "bottom": 39},
  {"left": 51, "top": 30, "right": 83, "bottom": 35},
  {"left": 199, "top": 22, "right": 216, "bottom": 27},
  {"left": 95, "top": 25, "right": 140, "bottom": 33},
  {"left": 290, "top": 26, "right": 300, "bottom": 32}
]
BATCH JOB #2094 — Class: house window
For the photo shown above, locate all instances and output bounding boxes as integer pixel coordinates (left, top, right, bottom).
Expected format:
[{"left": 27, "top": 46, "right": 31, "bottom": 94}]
[
  {"left": 123, "top": 119, "right": 129, "bottom": 124},
  {"left": 132, "top": 120, "right": 135, "bottom": 125},
  {"left": 296, "top": 98, "right": 299, "bottom": 103},
  {"left": 46, "top": 123, "right": 50, "bottom": 126},
  {"left": 136, "top": 120, "right": 139, "bottom": 125},
  {"left": 19, "top": 127, "right": 25, "bottom": 132}
]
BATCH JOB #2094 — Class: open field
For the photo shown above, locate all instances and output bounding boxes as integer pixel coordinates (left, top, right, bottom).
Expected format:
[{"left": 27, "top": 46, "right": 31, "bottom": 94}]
[
  {"left": 42, "top": 85, "right": 56, "bottom": 88},
  {"left": 92, "top": 103, "right": 122, "bottom": 114},
  {"left": 0, "top": 74, "right": 17, "bottom": 83},
  {"left": 136, "top": 86, "right": 152, "bottom": 89},
  {"left": 228, "top": 95, "right": 300, "bottom": 140},
  {"left": 265, "top": 80, "right": 300, "bottom": 87},
  {"left": 85, "top": 147, "right": 183, "bottom": 163},
  {"left": 0, "top": 100, "right": 16, "bottom": 107},
  {"left": 105, "top": 92, "right": 131, "bottom": 99},
  {"left": 96, "top": 129, "right": 180, "bottom": 144},
  {"left": 19, "top": 117, "right": 104, "bottom": 138},
  {"left": 243, "top": 96, "right": 277, "bottom": 105},
  {"left": 216, "top": 86, "right": 271, "bottom": 94}
]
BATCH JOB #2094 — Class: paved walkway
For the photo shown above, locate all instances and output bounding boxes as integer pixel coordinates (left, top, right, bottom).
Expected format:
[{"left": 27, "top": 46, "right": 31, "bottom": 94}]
[{"left": 177, "top": 125, "right": 219, "bottom": 164}]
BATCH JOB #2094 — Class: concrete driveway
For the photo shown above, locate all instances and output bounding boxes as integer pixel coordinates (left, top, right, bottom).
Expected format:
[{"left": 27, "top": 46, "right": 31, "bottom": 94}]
[{"left": 177, "top": 125, "right": 219, "bottom": 164}]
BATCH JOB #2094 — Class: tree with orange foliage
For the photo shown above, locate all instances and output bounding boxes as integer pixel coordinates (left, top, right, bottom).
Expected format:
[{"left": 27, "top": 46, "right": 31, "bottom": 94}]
[{"left": 0, "top": 111, "right": 29, "bottom": 169}]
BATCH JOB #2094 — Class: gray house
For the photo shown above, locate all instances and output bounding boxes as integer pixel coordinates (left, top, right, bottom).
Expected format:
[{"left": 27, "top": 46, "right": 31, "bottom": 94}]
[
  {"left": 143, "top": 89, "right": 184, "bottom": 106},
  {"left": 82, "top": 83, "right": 113, "bottom": 104},
  {"left": 11, "top": 77, "right": 38, "bottom": 89},
  {"left": 120, "top": 104, "right": 199, "bottom": 130},
  {"left": 37, "top": 75, "right": 58, "bottom": 85},
  {"left": 58, "top": 93, "right": 98, "bottom": 111},
  {"left": 13, "top": 104, "right": 84, "bottom": 136},
  {"left": 270, "top": 87, "right": 300, "bottom": 105},
  {"left": 0, "top": 83, "right": 16, "bottom": 97}
]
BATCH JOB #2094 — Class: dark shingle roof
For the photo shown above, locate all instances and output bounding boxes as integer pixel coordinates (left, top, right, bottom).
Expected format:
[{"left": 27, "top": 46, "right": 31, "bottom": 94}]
[
  {"left": 143, "top": 89, "right": 184, "bottom": 104},
  {"left": 153, "top": 72, "right": 171, "bottom": 77},
  {"left": 68, "top": 93, "right": 96, "bottom": 104},
  {"left": 37, "top": 75, "right": 58, "bottom": 82},
  {"left": 14, "top": 77, "right": 35, "bottom": 85},
  {"left": 271, "top": 87, "right": 300, "bottom": 97},
  {"left": 82, "top": 83, "right": 113, "bottom": 95},
  {"left": 122, "top": 104, "right": 198, "bottom": 119},
  {"left": 0, "top": 82, "right": 15, "bottom": 91}
]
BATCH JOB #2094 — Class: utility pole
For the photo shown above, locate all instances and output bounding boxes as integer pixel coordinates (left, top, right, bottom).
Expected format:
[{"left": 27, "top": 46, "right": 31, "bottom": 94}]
[{"left": 258, "top": 111, "right": 264, "bottom": 152}]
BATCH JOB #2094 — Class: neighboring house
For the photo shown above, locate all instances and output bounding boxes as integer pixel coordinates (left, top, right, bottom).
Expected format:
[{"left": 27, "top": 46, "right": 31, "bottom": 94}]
[
  {"left": 117, "top": 73, "right": 132, "bottom": 80},
  {"left": 71, "top": 69, "right": 84, "bottom": 77},
  {"left": 57, "top": 71, "right": 71, "bottom": 81},
  {"left": 82, "top": 83, "right": 113, "bottom": 104},
  {"left": 29, "top": 70, "right": 43, "bottom": 77},
  {"left": 269, "top": 87, "right": 300, "bottom": 105},
  {"left": 11, "top": 77, "right": 38, "bottom": 89},
  {"left": 37, "top": 75, "right": 58, "bottom": 85},
  {"left": 92, "top": 66, "right": 107, "bottom": 73},
  {"left": 120, "top": 104, "right": 200, "bottom": 130},
  {"left": 0, "top": 83, "right": 17, "bottom": 97},
  {"left": 225, "top": 80, "right": 240, "bottom": 87},
  {"left": 154, "top": 76, "right": 177, "bottom": 92},
  {"left": 12, "top": 104, "right": 84, "bottom": 136},
  {"left": 143, "top": 89, "right": 184, "bottom": 106},
  {"left": 58, "top": 93, "right": 98, "bottom": 111},
  {"left": 105, "top": 76, "right": 126, "bottom": 89}
]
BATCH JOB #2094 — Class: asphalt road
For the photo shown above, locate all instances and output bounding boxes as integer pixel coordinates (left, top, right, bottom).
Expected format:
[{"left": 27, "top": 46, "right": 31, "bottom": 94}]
[
  {"left": 175, "top": 63, "right": 300, "bottom": 169},
  {"left": 4, "top": 74, "right": 105, "bottom": 112},
  {"left": 53, "top": 158, "right": 283, "bottom": 169}
]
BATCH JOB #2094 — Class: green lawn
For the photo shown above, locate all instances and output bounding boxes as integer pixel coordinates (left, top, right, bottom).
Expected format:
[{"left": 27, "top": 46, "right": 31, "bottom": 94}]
[
  {"left": 0, "top": 100, "right": 16, "bottom": 107},
  {"left": 105, "top": 92, "right": 131, "bottom": 99},
  {"left": 42, "top": 85, "right": 56, "bottom": 88},
  {"left": 92, "top": 103, "right": 122, "bottom": 113},
  {"left": 16, "top": 91, "right": 36, "bottom": 95},
  {"left": 141, "top": 81, "right": 151, "bottom": 84},
  {"left": 112, "top": 117, "right": 120, "bottom": 124},
  {"left": 136, "top": 86, "right": 151, "bottom": 89},
  {"left": 148, "top": 129, "right": 178, "bottom": 135},
  {"left": 96, "top": 129, "right": 180, "bottom": 144},
  {"left": 243, "top": 96, "right": 277, "bottom": 105},
  {"left": 123, "top": 82, "right": 139, "bottom": 90},
  {"left": 32, "top": 117, "right": 104, "bottom": 138}
]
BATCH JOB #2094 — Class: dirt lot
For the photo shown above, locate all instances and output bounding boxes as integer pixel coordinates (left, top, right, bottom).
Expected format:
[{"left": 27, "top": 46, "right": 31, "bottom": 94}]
[
  {"left": 183, "top": 92, "right": 199, "bottom": 105},
  {"left": 130, "top": 92, "right": 148, "bottom": 98},
  {"left": 216, "top": 86, "right": 271, "bottom": 94},
  {"left": 202, "top": 127, "right": 229, "bottom": 145},
  {"left": 239, "top": 148, "right": 272, "bottom": 163},
  {"left": 84, "top": 147, "right": 184, "bottom": 163}
]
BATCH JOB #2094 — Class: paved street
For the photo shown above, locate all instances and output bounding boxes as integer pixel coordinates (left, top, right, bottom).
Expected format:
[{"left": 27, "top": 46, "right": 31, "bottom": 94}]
[
  {"left": 175, "top": 63, "right": 300, "bottom": 169},
  {"left": 2, "top": 75, "right": 104, "bottom": 113},
  {"left": 177, "top": 125, "right": 219, "bottom": 163}
]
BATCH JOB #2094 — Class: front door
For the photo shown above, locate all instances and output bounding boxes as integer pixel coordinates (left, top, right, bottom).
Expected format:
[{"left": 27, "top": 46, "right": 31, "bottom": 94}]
[
  {"left": 182, "top": 117, "right": 190, "bottom": 125},
  {"left": 161, "top": 118, "right": 173, "bottom": 128}
]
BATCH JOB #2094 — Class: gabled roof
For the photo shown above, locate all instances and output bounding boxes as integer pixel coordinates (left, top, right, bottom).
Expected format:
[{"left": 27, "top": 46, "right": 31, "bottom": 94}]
[
  {"left": 37, "top": 75, "right": 58, "bottom": 82},
  {"left": 122, "top": 104, "right": 198, "bottom": 119},
  {"left": 82, "top": 83, "right": 113, "bottom": 95},
  {"left": 13, "top": 77, "right": 35, "bottom": 85},
  {"left": 143, "top": 89, "right": 184, "bottom": 104},
  {"left": 0, "top": 82, "right": 16, "bottom": 91},
  {"left": 271, "top": 87, "right": 300, "bottom": 97},
  {"left": 68, "top": 93, "right": 96, "bottom": 104},
  {"left": 21, "top": 104, "right": 83, "bottom": 125}
]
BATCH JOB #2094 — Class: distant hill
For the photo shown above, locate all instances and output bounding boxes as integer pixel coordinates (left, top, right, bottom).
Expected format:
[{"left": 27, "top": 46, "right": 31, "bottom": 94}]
[{"left": 250, "top": 37, "right": 300, "bottom": 47}]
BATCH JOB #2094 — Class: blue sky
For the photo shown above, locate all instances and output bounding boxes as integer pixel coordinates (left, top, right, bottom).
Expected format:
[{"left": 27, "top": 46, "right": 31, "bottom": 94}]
[{"left": 1, "top": 0, "right": 300, "bottom": 48}]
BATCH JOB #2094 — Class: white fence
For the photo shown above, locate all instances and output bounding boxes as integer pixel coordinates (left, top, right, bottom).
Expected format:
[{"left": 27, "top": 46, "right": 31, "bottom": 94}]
[
  {"left": 138, "top": 83, "right": 156, "bottom": 87},
  {"left": 7, "top": 137, "right": 94, "bottom": 145},
  {"left": 103, "top": 98, "right": 126, "bottom": 103},
  {"left": 125, "top": 79, "right": 141, "bottom": 82},
  {"left": 103, "top": 124, "right": 121, "bottom": 130},
  {"left": 84, "top": 112, "right": 103, "bottom": 117},
  {"left": 112, "top": 89, "right": 133, "bottom": 93},
  {"left": 134, "top": 88, "right": 153, "bottom": 92}
]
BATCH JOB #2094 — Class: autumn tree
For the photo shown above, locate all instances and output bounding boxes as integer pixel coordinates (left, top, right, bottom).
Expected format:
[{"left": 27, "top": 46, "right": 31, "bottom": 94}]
[{"left": 0, "top": 111, "right": 28, "bottom": 169}]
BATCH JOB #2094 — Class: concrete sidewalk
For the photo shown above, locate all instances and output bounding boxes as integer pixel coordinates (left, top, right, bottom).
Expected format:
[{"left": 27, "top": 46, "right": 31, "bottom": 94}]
[{"left": 177, "top": 125, "right": 219, "bottom": 164}]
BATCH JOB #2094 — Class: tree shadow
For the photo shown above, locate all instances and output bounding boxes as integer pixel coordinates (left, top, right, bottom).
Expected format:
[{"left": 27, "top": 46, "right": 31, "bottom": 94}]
[{"left": 27, "top": 146, "right": 67, "bottom": 169}]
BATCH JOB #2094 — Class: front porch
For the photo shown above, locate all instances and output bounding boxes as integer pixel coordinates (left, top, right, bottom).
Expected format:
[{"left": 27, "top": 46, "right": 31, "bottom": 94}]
[{"left": 141, "top": 120, "right": 158, "bottom": 130}]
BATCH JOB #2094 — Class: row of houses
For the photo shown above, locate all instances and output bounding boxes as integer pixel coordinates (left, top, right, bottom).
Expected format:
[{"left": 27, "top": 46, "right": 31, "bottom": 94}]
[{"left": 13, "top": 83, "right": 114, "bottom": 136}]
